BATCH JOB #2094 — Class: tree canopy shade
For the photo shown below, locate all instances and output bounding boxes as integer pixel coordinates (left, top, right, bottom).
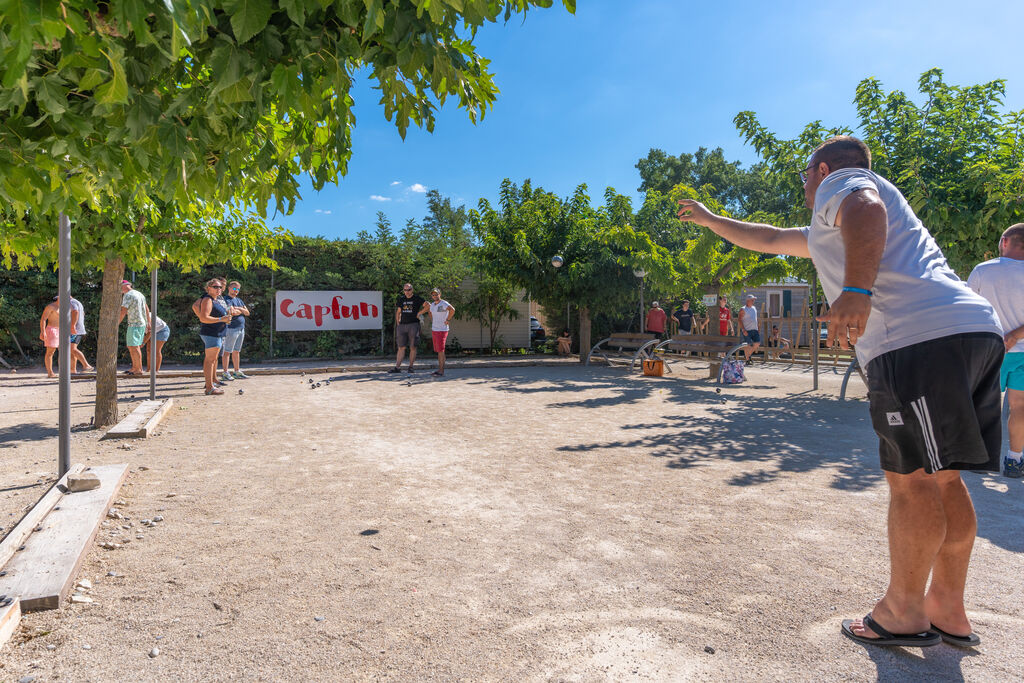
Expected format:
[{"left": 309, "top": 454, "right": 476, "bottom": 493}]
[
  {"left": 734, "top": 69, "right": 1024, "bottom": 275},
  {"left": 0, "top": 0, "right": 576, "bottom": 223},
  {"left": 0, "top": 0, "right": 575, "bottom": 425}
]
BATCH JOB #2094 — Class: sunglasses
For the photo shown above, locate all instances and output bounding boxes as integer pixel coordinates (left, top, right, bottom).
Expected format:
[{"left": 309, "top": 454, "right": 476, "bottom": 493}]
[
  {"left": 798, "top": 165, "right": 814, "bottom": 183},
  {"left": 210, "top": 285, "right": 224, "bottom": 289}
]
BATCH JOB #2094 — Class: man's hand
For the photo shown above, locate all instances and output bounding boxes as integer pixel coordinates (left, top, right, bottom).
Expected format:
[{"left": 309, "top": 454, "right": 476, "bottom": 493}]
[
  {"left": 1005, "top": 329, "right": 1023, "bottom": 352},
  {"left": 677, "top": 199, "right": 718, "bottom": 227},
  {"left": 817, "top": 292, "right": 872, "bottom": 349}
]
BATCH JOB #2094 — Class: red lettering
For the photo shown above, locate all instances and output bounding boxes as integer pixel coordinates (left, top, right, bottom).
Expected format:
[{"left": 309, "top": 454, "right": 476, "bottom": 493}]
[
  {"left": 341, "top": 305, "right": 350, "bottom": 318},
  {"left": 360, "top": 302, "right": 369, "bottom": 317},
  {"left": 295, "top": 303, "right": 313, "bottom": 320},
  {"left": 331, "top": 296, "right": 343, "bottom": 320},
  {"left": 280, "top": 299, "right": 295, "bottom": 317},
  {"left": 369, "top": 304, "right": 378, "bottom": 318},
  {"left": 314, "top": 305, "right": 330, "bottom": 327}
]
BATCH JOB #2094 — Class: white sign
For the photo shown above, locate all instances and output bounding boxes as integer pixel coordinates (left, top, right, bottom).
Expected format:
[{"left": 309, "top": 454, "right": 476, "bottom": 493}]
[
  {"left": 275, "top": 291, "right": 383, "bottom": 331},
  {"left": 702, "top": 294, "right": 718, "bottom": 307}
]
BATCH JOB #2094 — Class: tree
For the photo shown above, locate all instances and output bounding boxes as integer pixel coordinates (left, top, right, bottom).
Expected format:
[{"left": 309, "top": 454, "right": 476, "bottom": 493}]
[
  {"left": 734, "top": 69, "right": 1024, "bottom": 275},
  {"left": 460, "top": 272, "right": 520, "bottom": 350},
  {"left": 0, "top": 0, "right": 575, "bottom": 424},
  {"left": 473, "top": 180, "right": 678, "bottom": 358}
]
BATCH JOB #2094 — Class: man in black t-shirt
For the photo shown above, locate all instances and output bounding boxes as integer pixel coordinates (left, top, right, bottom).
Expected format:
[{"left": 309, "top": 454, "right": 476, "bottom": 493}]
[
  {"left": 389, "top": 283, "right": 428, "bottom": 373},
  {"left": 672, "top": 300, "right": 695, "bottom": 335}
]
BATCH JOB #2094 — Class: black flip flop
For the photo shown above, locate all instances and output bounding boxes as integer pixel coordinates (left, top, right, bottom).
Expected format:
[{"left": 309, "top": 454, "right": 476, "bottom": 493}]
[
  {"left": 841, "top": 613, "right": 941, "bottom": 648},
  {"left": 931, "top": 624, "right": 981, "bottom": 648}
]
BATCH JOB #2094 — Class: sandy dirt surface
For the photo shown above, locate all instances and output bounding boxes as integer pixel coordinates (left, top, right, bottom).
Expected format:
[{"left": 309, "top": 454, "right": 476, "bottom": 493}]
[{"left": 1, "top": 360, "right": 1022, "bottom": 682}]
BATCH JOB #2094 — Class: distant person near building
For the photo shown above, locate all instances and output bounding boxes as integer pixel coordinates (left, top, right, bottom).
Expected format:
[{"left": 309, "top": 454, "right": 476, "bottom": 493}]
[
  {"left": 968, "top": 223, "right": 1024, "bottom": 478},
  {"left": 557, "top": 329, "right": 573, "bottom": 356},
  {"left": 645, "top": 301, "right": 667, "bottom": 338},
  {"left": 118, "top": 280, "right": 149, "bottom": 376},
  {"left": 739, "top": 294, "right": 761, "bottom": 363},
  {"left": 390, "top": 283, "right": 427, "bottom": 374},
  {"left": 672, "top": 300, "right": 695, "bottom": 335},
  {"left": 427, "top": 288, "right": 455, "bottom": 377},
  {"left": 717, "top": 297, "right": 732, "bottom": 336}
]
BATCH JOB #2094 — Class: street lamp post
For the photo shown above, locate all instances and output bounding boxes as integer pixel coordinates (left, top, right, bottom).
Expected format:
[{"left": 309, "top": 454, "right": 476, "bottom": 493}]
[{"left": 633, "top": 269, "right": 646, "bottom": 331}]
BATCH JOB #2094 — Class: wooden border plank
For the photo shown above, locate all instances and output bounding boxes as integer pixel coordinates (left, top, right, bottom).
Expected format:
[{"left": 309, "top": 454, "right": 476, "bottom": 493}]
[
  {"left": 0, "top": 463, "right": 85, "bottom": 571},
  {"left": 140, "top": 397, "right": 173, "bottom": 437},
  {"left": 103, "top": 399, "right": 172, "bottom": 439},
  {"left": 0, "top": 464, "right": 129, "bottom": 611},
  {"left": 0, "top": 598, "right": 20, "bottom": 650}
]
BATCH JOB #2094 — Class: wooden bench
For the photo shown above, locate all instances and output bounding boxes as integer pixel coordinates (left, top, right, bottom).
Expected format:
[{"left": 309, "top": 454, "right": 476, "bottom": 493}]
[
  {"left": 585, "top": 333, "right": 658, "bottom": 368},
  {"left": 652, "top": 334, "right": 748, "bottom": 383}
]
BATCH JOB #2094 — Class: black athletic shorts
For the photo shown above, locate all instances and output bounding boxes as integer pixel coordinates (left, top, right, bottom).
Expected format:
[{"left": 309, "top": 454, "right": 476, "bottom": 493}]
[{"left": 865, "top": 332, "right": 1004, "bottom": 474}]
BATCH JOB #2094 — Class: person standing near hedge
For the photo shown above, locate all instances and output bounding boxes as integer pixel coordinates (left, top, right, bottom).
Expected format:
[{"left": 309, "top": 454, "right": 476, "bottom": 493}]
[
  {"left": 68, "top": 294, "right": 94, "bottom": 374},
  {"left": 143, "top": 316, "right": 171, "bottom": 374},
  {"left": 427, "top": 288, "right": 455, "bottom": 376},
  {"left": 220, "top": 281, "right": 251, "bottom": 381},
  {"left": 389, "top": 283, "right": 428, "bottom": 374},
  {"left": 118, "top": 280, "right": 149, "bottom": 376},
  {"left": 197, "top": 279, "right": 232, "bottom": 395}
]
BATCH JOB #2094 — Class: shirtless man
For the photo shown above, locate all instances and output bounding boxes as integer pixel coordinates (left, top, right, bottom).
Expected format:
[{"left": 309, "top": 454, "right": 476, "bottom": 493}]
[{"left": 38, "top": 297, "right": 61, "bottom": 378}]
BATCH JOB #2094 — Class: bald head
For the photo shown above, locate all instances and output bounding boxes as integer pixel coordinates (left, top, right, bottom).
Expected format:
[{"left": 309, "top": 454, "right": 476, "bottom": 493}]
[{"left": 1000, "top": 223, "right": 1024, "bottom": 258}]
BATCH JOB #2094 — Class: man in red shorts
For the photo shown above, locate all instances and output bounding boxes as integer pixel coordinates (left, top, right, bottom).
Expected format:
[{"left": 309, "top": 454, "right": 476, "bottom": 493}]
[
  {"left": 427, "top": 288, "right": 455, "bottom": 377},
  {"left": 717, "top": 296, "right": 732, "bottom": 336}
]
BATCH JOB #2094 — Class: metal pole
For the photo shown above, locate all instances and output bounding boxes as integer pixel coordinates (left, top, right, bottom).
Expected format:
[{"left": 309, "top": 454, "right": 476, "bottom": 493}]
[
  {"left": 812, "top": 272, "right": 819, "bottom": 391},
  {"left": 150, "top": 266, "right": 158, "bottom": 400},
  {"left": 58, "top": 213, "right": 71, "bottom": 477},
  {"left": 639, "top": 278, "right": 644, "bottom": 330},
  {"left": 269, "top": 267, "right": 275, "bottom": 358}
]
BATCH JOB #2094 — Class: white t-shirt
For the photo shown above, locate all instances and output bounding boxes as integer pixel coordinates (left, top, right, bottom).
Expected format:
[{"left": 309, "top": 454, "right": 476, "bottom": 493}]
[
  {"left": 153, "top": 316, "right": 168, "bottom": 333},
  {"left": 428, "top": 300, "right": 453, "bottom": 331},
  {"left": 798, "top": 168, "right": 1001, "bottom": 365},
  {"left": 968, "top": 257, "right": 1024, "bottom": 353},
  {"left": 740, "top": 304, "right": 758, "bottom": 331},
  {"left": 69, "top": 298, "right": 86, "bottom": 335}
]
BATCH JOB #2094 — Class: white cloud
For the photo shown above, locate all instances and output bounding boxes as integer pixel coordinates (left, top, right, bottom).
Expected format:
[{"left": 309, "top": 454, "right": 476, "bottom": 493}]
[
  {"left": 409, "top": 183, "right": 428, "bottom": 193},
  {"left": 324, "top": 210, "right": 332, "bottom": 214},
  {"left": 390, "top": 180, "right": 402, "bottom": 186},
  {"left": 313, "top": 209, "right": 334, "bottom": 214},
  {"left": 369, "top": 195, "right": 392, "bottom": 202}
]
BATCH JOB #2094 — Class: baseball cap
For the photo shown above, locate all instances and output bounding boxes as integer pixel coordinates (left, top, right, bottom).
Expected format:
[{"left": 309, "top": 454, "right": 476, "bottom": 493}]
[
  {"left": 120, "top": 280, "right": 131, "bottom": 285},
  {"left": 745, "top": 294, "right": 756, "bottom": 300},
  {"left": 652, "top": 301, "right": 659, "bottom": 307}
]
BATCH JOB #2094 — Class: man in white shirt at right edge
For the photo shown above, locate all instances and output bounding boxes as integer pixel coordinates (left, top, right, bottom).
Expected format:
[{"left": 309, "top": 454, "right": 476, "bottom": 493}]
[
  {"left": 678, "top": 136, "right": 1002, "bottom": 650},
  {"left": 968, "top": 223, "right": 1024, "bottom": 479}
]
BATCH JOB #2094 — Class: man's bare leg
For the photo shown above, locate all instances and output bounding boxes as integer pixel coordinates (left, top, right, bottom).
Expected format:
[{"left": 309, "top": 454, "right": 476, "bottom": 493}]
[
  {"left": 849, "top": 469, "right": 945, "bottom": 638},
  {"left": 1007, "top": 389, "right": 1024, "bottom": 452},
  {"left": 408, "top": 346, "right": 417, "bottom": 368},
  {"left": 923, "top": 470, "right": 977, "bottom": 637},
  {"left": 394, "top": 347, "right": 407, "bottom": 368},
  {"left": 44, "top": 348, "right": 57, "bottom": 378},
  {"left": 70, "top": 344, "right": 92, "bottom": 373},
  {"left": 128, "top": 346, "right": 143, "bottom": 373}
]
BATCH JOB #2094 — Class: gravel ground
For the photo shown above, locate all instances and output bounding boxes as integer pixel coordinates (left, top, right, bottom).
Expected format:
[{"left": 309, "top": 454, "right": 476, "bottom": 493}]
[{"left": 1, "top": 361, "right": 1022, "bottom": 682}]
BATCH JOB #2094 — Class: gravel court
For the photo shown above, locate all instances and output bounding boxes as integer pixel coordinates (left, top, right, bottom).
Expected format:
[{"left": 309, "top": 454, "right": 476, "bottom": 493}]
[{"left": 0, "top": 363, "right": 1022, "bottom": 682}]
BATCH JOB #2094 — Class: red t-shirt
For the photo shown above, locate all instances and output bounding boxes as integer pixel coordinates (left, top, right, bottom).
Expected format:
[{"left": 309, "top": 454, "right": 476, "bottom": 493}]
[
  {"left": 645, "top": 307, "right": 667, "bottom": 333},
  {"left": 718, "top": 307, "right": 731, "bottom": 335}
]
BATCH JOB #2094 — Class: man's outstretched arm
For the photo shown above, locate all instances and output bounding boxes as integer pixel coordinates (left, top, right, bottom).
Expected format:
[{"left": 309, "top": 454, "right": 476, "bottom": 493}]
[{"left": 677, "top": 200, "right": 810, "bottom": 257}]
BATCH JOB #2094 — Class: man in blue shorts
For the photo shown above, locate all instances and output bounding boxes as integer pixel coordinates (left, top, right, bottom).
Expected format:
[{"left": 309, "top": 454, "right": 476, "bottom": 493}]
[
  {"left": 679, "top": 135, "right": 1002, "bottom": 649},
  {"left": 969, "top": 223, "right": 1024, "bottom": 478}
]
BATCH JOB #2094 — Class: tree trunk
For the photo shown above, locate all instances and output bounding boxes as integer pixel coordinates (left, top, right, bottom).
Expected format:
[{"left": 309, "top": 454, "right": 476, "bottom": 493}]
[
  {"left": 578, "top": 306, "right": 591, "bottom": 363},
  {"left": 95, "top": 258, "right": 125, "bottom": 427}
]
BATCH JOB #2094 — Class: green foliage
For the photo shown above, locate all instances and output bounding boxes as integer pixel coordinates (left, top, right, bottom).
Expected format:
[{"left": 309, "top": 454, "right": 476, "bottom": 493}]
[
  {"left": 734, "top": 69, "right": 1024, "bottom": 275},
  {"left": 472, "top": 180, "right": 681, "bottom": 334},
  {"left": 460, "top": 273, "right": 520, "bottom": 350}
]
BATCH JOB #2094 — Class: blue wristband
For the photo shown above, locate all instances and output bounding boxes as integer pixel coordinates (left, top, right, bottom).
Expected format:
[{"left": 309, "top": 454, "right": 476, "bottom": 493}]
[{"left": 842, "top": 286, "right": 873, "bottom": 297}]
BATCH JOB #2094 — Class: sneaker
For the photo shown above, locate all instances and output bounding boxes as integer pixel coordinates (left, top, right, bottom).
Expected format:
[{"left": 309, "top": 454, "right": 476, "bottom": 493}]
[
  {"left": 431, "top": 371, "right": 444, "bottom": 377},
  {"left": 220, "top": 373, "right": 234, "bottom": 381},
  {"left": 1004, "top": 457, "right": 1024, "bottom": 478},
  {"left": 407, "top": 367, "right": 415, "bottom": 374},
  {"left": 233, "top": 371, "right": 251, "bottom": 379},
  {"left": 387, "top": 367, "right": 402, "bottom": 373}
]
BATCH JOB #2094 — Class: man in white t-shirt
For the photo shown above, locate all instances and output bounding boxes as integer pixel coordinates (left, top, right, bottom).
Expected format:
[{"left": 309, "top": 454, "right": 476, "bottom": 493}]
[
  {"left": 738, "top": 294, "right": 761, "bottom": 363},
  {"left": 968, "top": 223, "right": 1024, "bottom": 478},
  {"left": 427, "top": 288, "right": 455, "bottom": 377},
  {"left": 678, "top": 135, "right": 1002, "bottom": 650}
]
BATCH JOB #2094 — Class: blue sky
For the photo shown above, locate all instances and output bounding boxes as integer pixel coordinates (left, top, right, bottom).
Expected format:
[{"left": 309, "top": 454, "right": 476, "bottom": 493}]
[{"left": 274, "top": 0, "right": 1024, "bottom": 241}]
